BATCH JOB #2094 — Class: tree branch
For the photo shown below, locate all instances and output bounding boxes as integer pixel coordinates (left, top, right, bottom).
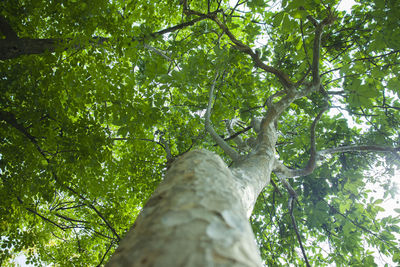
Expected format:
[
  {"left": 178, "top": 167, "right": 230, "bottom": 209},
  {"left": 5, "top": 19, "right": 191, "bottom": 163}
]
[
  {"left": 321, "top": 49, "right": 400, "bottom": 77},
  {"left": 273, "top": 104, "right": 329, "bottom": 178},
  {"left": 276, "top": 169, "right": 310, "bottom": 265},
  {"left": 98, "top": 240, "right": 115, "bottom": 267},
  {"left": 319, "top": 145, "right": 400, "bottom": 156},
  {"left": 143, "top": 43, "right": 173, "bottom": 62},
  {"left": 276, "top": 142, "right": 400, "bottom": 178},
  {"left": 222, "top": 126, "right": 252, "bottom": 143},
  {"left": 320, "top": 197, "right": 400, "bottom": 252},
  {"left": 183, "top": 9, "right": 293, "bottom": 88},
  {"left": 304, "top": 104, "right": 330, "bottom": 172},
  {"left": 151, "top": 17, "right": 207, "bottom": 37},
  {"left": 0, "top": 110, "right": 121, "bottom": 241},
  {"left": 302, "top": 10, "right": 335, "bottom": 93},
  {"left": 0, "top": 110, "right": 49, "bottom": 159},
  {"left": 59, "top": 182, "right": 121, "bottom": 242},
  {"left": 224, "top": 119, "right": 248, "bottom": 150},
  {"left": 17, "top": 197, "right": 68, "bottom": 231},
  {"left": 311, "top": 23, "right": 324, "bottom": 87},
  {"left": 205, "top": 72, "right": 240, "bottom": 161},
  {"left": 54, "top": 213, "right": 91, "bottom": 224},
  {"left": 0, "top": 16, "right": 208, "bottom": 60},
  {"left": 159, "top": 133, "right": 172, "bottom": 160}
]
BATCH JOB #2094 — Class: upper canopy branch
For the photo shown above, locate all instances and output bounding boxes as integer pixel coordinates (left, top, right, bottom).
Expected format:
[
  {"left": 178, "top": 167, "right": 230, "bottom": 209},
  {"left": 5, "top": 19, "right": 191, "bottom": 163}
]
[
  {"left": 310, "top": 18, "right": 331, "bottom": 88},
  {"left": 297, "top": 8, "right": 336, "bottom": 94},
  {"left": 0, "top": 15, "right": 208, "bottom": 60},
  {"left": 183, "top": 8, "right": 294, "bottom": 89}
]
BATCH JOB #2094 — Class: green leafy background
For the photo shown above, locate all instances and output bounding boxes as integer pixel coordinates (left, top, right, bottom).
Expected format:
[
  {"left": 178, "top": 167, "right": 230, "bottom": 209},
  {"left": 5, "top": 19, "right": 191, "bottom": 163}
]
[{"left": 0, "top": 0, "right": 399, "bottom": 266}]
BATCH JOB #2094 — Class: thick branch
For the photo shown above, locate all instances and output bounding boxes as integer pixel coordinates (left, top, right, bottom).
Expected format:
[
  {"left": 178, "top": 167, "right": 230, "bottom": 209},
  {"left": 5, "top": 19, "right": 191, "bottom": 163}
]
[
  {"left": 159, "top": 134, "right": 172, "bottom": 160},
  {"left": 99, "top": 241, "right": 116, "bottom": 267},
  {"left": 259, "top": 91, "right": 300, "bottom": 136},
  {"left": 216, "top": 18, "right": 292, "bottom": 88},
  {"left": 304, "top": 105, "right": 329, "bottom": 171},
  {"left": 205, "top": 73, "right": 240, "bottom": 161},
  {"left": 0, "top": 37, "right": 96, "bottom": 60},
  {"left": 300, "top": 10, "right": 335, "bottom": 92},
  {"left": 273, "top": 105, "right": 329, "bottom": 178},
  {"left": 311, "top": 23, "right": 324, "bottom": 87}
]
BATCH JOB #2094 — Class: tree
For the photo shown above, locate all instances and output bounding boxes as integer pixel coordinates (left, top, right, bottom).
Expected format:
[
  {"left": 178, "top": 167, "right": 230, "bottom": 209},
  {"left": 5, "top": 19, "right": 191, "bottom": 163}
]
[{"left": 1, "top": 0, "right": 400, "bottom": 266}]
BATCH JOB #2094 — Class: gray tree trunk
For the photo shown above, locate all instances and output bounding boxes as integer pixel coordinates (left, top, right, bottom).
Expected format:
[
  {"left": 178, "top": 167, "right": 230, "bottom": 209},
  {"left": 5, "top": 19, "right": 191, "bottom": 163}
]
[{"left": 106, "top": 149, "right": 275, "bottom": 266}]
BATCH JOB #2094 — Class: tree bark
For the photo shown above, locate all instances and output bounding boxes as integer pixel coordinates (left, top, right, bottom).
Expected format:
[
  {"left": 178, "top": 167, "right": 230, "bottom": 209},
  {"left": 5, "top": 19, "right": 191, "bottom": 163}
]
[{"left": 106, "top": 149, "right": 274, "bottom": 266}]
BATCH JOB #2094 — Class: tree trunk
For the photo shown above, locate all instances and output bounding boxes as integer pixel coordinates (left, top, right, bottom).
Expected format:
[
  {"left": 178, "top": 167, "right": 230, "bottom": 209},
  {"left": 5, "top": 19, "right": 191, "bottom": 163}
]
[{"left": 106, "top": 149, "right": 274, "bottom": 266}]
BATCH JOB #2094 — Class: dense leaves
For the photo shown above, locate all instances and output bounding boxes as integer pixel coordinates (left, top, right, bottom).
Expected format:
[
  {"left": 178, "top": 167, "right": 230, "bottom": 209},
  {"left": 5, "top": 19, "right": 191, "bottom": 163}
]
[{"left": 1, "top": 0, "right": 399, "bottom": 266}]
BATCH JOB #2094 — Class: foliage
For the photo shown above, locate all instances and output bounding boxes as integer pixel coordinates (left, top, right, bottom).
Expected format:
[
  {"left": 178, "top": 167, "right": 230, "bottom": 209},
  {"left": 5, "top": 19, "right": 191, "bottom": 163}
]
[{"left": 0, "top": 0, "right": 399, "bottom": 266}]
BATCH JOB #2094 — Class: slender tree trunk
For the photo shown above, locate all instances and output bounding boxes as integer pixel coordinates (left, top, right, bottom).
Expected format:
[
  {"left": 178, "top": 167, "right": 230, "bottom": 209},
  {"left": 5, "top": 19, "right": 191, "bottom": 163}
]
[{"left": 106, "top": 149, "right": 275, "bottom": 266}]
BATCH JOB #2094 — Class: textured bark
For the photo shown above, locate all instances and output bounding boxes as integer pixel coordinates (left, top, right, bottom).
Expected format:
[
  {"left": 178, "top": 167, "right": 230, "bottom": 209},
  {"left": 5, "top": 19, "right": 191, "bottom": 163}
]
[{"left": 106, "top": 149, "right": 274, "bottom": 267}]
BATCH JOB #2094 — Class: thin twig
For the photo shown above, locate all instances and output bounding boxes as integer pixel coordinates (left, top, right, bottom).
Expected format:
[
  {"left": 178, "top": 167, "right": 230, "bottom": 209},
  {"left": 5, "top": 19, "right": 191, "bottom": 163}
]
[
  {"left": 97, "top": 240, "right": 115, "bottom": 267},
  {"left": 17, "top": 197, "right": 67, "bottom": 231},
  {"left": 320, "top": 198, "right": 400, "bottom": 252},
  {"left": 1, "top": 110, "right": 121, "bottom": 241},
  {"left": 60, "top": 183, "right": 121, "bottom": 241}
]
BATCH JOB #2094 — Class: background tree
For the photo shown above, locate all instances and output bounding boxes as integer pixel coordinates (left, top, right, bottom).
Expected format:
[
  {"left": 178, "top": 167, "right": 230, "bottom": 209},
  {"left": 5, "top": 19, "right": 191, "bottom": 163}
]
[{"left": 1, "top": 0, "right": 399, "bottom": 266}]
